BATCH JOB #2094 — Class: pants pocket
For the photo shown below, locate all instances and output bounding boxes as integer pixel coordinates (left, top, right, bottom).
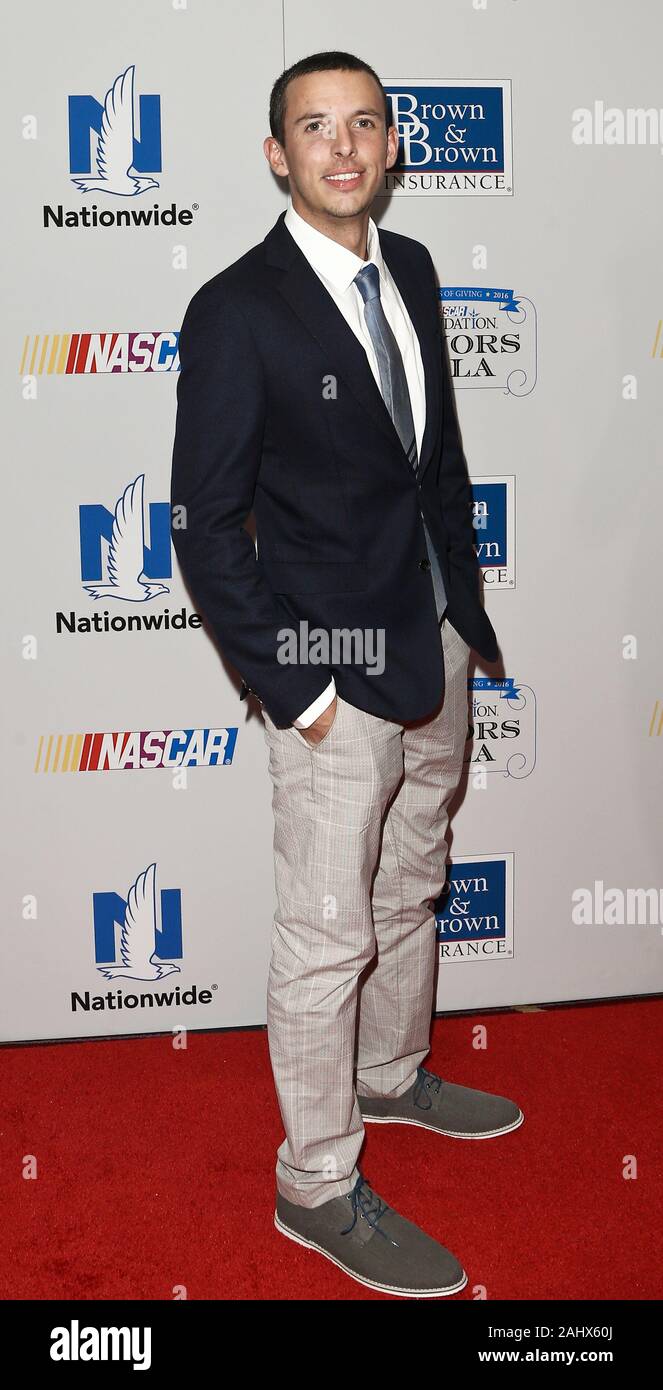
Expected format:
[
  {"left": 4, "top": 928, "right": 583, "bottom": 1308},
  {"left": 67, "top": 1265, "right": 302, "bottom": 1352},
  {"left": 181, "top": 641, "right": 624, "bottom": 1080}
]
[{"left": 290, "top": 695, "right": 343, "bottom": 750}]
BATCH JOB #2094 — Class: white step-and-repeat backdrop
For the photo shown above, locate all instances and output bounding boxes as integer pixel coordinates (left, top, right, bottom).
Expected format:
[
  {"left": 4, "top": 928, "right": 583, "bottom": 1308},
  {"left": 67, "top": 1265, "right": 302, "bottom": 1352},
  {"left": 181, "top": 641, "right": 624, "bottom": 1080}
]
[{"left": 4, "top": 0, "right": 662, "bottom": 1042}]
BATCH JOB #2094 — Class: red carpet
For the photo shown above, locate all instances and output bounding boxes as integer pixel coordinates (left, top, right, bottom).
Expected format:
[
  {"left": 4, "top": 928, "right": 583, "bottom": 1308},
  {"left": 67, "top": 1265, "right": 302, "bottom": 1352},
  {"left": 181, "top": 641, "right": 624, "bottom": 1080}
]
[{"left": 1, "top": 999, "right": 661, "bottom": 1300}]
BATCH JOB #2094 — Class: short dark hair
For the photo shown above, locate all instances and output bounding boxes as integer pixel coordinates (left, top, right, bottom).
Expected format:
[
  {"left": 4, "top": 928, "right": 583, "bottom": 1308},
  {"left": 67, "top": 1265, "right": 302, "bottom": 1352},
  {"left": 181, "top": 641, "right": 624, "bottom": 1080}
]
[{"left": 269, "top": 50, "right": 390, "bottom": 148}]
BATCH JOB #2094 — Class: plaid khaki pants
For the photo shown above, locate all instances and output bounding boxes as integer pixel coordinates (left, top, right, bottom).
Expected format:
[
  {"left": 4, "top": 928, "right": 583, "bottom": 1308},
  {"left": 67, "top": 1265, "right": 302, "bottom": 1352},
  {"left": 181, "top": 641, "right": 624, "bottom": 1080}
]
[{"left": 259, "top": 617, "right": 471, "bottom": 1206}]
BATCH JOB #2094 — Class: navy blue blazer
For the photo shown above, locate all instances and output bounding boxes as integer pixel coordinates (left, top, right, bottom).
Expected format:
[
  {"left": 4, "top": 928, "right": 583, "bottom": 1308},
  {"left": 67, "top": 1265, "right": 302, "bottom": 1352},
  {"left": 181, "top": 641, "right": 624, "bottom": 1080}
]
[{"left": 170, "top": 210, "right": 499, "bottom": 728}]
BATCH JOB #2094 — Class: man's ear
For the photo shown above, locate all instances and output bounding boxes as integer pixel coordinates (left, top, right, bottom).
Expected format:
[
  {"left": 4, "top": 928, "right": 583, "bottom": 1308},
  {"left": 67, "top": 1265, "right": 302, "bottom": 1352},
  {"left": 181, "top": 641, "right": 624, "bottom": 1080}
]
[
  {"left": 385, "top": 125, "right": 399, "bottom": 172},
  {"left": 264, "top": 135, "right": 289, "bottom": 178}
]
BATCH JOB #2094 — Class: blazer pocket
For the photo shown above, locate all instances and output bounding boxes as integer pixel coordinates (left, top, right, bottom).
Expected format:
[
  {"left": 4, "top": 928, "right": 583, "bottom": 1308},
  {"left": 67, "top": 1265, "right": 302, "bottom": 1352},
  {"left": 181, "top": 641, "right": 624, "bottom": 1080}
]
[{"left": 266, "top": 559, "right": 368, "bottom": 594}]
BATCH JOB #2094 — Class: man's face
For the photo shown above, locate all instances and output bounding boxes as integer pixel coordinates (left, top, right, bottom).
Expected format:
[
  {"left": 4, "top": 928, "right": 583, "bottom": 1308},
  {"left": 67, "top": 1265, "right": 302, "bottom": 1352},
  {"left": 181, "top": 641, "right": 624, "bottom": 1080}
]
[{"left": 265, "top": 69, "right": 399, "bottom": 224}]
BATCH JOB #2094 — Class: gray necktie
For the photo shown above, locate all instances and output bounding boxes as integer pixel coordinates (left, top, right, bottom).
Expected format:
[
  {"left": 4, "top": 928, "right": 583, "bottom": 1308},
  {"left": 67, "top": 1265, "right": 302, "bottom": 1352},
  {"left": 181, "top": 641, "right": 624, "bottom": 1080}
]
[{"left": 354, "top": 262, "right": 447, "bottom": 622}]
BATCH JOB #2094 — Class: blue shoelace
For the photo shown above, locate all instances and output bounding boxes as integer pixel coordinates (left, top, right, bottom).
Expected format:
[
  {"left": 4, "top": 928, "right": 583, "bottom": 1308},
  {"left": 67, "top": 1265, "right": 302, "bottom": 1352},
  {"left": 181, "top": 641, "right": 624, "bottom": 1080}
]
[
  {"left": 340, "top": 1175, "right": 399, "bottom": 1246},
  {"left": 413, "top": 1065, "right": 442, "bottom": 1111}
]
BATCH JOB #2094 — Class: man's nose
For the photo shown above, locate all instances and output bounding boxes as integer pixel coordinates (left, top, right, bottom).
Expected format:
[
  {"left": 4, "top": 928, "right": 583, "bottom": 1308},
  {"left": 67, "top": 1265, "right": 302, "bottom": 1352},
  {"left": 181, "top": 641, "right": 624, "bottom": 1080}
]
[{"left": 328, "top": 122, "right": 356, "bottom": 156}]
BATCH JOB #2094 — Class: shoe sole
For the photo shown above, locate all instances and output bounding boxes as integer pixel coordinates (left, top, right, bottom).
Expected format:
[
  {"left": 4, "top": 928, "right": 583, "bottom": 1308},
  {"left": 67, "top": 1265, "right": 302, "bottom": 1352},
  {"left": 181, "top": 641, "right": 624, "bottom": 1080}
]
[
  {"left": 274, "top": 1212, "right": 468, "bottom": 1299},
  {"left": 360, "top": 1107, "right": 525, "bottom": 1139}
]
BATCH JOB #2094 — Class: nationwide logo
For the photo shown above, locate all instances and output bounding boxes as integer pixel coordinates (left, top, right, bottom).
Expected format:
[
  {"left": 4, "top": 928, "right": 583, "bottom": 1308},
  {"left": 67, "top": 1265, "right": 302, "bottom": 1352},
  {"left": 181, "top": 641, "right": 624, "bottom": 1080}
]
[
  {"left": 466, "top": 678, "right": 537, "bottom": 778},
  {"left": 380, "top": 80, "right": 513, "bottom": 195},
  {"left": 439, "top": 287, "right": 536, "bottom": 394},
  {"left": 56, "top": 472, "right": 201, "bottom": 639},
  {"left": 81, "top": 475, "right": 170, "bottom": 603},
  {"left": 435, "top": 855, "right": 514, "bottom": 965},
  {"left": 34, "top": 726, "right": 238, "bottom": 772},
  {"left": 70, "top": 63, "right": 160, "bottom": 196},
  {"left": 96, "top": 862, "right": 180, "bottom": 981},
  {"left": 43, "top": 63, "right": 197, "bottom": 229},
  {"left": 471, "top": 475, "right": 515, "bottom": 589},
  {"left": 20, "top": 332, "right": 179, "bottom": 374},
  {"left": 70, "top": 861, "right": 217, "bottom": 1012}
]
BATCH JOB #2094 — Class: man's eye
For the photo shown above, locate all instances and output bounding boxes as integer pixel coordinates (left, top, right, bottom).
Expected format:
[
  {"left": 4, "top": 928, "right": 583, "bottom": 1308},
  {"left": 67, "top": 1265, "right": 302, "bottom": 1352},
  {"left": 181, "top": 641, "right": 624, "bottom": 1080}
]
[{"left": 303, "top": 117, "right": 375, "bottom": 133}]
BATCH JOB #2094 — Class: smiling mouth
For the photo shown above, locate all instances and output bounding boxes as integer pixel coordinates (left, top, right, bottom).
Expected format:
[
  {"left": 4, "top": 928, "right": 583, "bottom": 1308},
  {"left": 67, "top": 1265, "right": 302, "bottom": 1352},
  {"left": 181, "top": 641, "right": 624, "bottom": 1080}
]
[{"left": 322, "top": 170, "right": 364, "bottom": 188}]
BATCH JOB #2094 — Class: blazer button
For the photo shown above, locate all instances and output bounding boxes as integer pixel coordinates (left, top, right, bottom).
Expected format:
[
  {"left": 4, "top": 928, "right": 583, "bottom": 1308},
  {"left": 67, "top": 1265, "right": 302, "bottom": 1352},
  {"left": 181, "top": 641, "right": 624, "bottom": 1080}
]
[{"left": 419, "top": 558, "right": 431, "bottom": 572}]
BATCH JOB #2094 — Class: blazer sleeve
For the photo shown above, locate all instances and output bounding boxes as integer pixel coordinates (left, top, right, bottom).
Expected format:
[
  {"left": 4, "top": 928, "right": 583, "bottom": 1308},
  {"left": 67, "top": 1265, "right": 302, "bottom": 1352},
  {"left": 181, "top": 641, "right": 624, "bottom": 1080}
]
[
  {"left": 170, "top": 282, "right": 333, "bottom": 727},
  {"left": 423, "top": 250, "right": 483, "bottom": 595}
]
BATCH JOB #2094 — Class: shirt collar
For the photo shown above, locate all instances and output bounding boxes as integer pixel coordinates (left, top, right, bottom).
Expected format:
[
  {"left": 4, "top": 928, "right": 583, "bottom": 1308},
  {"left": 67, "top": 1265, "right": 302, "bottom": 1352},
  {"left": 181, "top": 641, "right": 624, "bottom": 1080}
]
[{"left": 284, "top": 196, "right": 385, "bottom": 294}]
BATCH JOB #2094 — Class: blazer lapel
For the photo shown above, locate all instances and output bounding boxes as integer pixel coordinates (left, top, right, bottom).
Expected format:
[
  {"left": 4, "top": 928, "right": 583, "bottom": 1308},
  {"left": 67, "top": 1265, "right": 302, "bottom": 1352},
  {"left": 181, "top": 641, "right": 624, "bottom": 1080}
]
[{"left": 264, "top": 211, "right": 439, "bottom": 483}]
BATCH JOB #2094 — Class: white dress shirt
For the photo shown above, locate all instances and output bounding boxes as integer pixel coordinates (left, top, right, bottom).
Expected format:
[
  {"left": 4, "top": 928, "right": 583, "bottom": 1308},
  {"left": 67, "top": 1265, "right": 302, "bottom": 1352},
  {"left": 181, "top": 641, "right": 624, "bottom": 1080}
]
[{"left": 283, "top": 197, "right": 427, "bottom": 728}]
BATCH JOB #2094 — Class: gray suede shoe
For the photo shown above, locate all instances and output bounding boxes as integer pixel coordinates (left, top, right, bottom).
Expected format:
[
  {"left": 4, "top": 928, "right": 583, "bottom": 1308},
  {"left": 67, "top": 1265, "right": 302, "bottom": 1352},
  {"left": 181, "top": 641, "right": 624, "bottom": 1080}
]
[
  {"left": 274, "top": 1173, "right": 467, "bottom": 1298},
  {"left": 358, "top": 1065, "right": 524, "bottom": 1138}
]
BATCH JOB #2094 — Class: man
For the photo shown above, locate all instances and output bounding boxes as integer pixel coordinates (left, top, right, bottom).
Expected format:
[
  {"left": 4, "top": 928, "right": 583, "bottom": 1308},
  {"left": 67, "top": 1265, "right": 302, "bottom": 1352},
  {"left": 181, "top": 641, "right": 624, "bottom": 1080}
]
[{"left": 171, "top": 50, "right": 523, "bottom": 1299}]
